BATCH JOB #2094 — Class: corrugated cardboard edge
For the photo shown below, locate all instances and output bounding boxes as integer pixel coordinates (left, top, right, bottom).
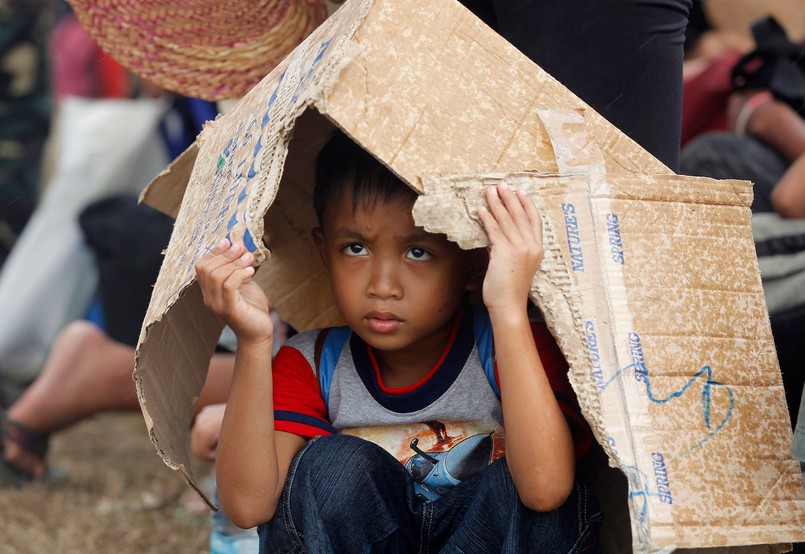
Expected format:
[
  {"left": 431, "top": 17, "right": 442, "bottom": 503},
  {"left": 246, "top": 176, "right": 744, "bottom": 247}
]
[
  {"left": 131, "top": 2, "right": 805, "bottom": 546},
  {"left": 532, "top": 112, "right": 804, "bottom": 552},
  {"left": 132, "top": 0, "right": 671, "bottom": 513},
  {"left": 415, "top": 108, "right": 805, "bottom": 552},
  {"left": 133, "top": 0, "right": 372, "bottom": 508},
  {"left": 415, "top": 171, "right": 805, "bottom": 554},
  {"left": 415, "top": 170, "right": 603, "bottom": 438}
]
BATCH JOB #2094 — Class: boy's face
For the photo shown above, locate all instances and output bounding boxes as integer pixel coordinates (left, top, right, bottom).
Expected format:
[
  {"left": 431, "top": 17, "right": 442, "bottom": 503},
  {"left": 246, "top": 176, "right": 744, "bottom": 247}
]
[{"left": 313, "top": 189, "right": 479, "bottom": 358}]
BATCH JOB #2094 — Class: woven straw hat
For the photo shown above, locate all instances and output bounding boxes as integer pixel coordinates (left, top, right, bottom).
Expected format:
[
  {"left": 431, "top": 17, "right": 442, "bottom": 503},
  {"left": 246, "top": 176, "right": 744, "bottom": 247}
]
[{"left": 67, "top": 0, "right": 329, "bottom": 100}]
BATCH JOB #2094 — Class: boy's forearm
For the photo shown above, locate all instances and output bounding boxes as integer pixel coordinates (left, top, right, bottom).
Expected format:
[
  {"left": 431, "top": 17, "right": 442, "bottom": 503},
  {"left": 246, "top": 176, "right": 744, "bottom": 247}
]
[
  {"left": 215, "top": 338, "right": 283, "bottom": 527},
  {"left": 490, "top": 310, "right": 575, "bottom": 512}
]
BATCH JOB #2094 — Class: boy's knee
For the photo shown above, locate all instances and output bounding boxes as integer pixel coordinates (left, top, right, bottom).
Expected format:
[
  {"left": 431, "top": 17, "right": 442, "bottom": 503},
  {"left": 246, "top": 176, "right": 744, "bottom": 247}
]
[
  {"left": 293, "top": 434, "right": 406, "bottom": 499},
  {"left": 298, "top": 434, "right": 392, "bottom": 477},
  {"left": 287, "top": 435, "right": 412, "bottom": 533},
  {"left": 477, "top": 460, "right": 602, "bottom": 523}
]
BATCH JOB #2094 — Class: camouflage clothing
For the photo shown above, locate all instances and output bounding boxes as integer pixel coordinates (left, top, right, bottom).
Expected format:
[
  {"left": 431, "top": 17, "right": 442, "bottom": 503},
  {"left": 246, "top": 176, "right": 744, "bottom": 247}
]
[{"left": 0, "top": 0, "right": 55, "bottom": 265}]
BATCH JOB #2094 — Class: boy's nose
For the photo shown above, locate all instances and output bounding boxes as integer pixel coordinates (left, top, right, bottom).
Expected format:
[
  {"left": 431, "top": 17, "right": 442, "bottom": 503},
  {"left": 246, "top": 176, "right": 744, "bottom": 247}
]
[{"left": 367, "top": 260, "right": 402, "bottom": 299}]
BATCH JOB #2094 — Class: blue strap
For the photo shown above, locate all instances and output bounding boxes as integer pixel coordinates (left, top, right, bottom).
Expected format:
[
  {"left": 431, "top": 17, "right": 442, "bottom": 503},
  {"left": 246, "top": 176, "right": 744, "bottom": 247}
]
[
  {"left": 318, "top": 326, "right": 352, "bottom": 406},
  {"left": 318, "top": 311, "right": 500, "bottom": 405},
  {"left": 472, "top": 307, "right": 500, "bottom": 399}
]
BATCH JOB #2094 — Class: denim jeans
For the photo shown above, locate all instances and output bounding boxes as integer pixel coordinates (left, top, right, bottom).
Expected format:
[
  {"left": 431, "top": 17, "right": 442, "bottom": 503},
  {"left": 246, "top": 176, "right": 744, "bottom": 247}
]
[{"left": 259, "top": 434, "right": 603, "bottom": 553}]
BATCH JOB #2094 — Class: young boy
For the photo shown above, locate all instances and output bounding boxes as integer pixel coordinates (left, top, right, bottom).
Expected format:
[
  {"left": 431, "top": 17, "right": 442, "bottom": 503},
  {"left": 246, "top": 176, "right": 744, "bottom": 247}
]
[{"left": 195, "top": 132, "right": 602, "bottom": 552}]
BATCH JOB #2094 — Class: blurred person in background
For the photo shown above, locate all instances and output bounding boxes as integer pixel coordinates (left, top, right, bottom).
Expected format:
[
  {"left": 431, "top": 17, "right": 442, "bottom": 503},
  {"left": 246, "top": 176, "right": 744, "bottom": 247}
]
[{"left": 0, "top": 0, "right": 56, "bottom": 268}]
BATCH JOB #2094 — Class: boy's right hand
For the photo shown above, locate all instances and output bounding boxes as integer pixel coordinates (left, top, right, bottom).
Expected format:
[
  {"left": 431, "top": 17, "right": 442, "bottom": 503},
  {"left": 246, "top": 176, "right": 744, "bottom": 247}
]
[
  {"left": 477, "top": 183, "right": 544, "bottom": 318},
  {"left": 195, "top": 238, "right": 273, "bottom": 345}
]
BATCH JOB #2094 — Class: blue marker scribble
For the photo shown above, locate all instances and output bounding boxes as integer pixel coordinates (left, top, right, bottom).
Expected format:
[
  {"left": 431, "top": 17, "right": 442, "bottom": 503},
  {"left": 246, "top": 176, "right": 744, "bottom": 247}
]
[
  {"left": 621, "top": 464, "right": 654, "bottom": 551},
  {"left": 602, "top": 356, "right": 734, "bottom": 453},
  {"left": 162, "top": 38, "right": 329, "bottom": 310}
]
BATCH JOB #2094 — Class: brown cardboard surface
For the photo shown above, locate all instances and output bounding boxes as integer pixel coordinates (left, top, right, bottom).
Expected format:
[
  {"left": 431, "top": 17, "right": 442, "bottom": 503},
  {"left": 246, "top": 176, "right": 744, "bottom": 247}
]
[
  {"left": 416, "top": 168, "right": 805, "bottom": 551},
  {"left": 134, "top": 0, "right": 805, "bottom": 550}
]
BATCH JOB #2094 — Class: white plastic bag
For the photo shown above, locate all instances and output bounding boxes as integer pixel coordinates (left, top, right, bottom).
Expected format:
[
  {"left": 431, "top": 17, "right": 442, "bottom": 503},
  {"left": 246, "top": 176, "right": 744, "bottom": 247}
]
[{"left": 0, "top": 96, "right": 168, "bottom": 383}]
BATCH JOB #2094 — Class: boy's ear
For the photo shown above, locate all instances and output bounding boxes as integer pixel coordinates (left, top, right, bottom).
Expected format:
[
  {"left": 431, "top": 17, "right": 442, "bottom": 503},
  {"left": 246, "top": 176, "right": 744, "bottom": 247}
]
[
  {"left": 465, "top": 248, "right": 488, "bottom": 291},
  {"left": 312, "top": 227, "right": 327, "bottom": 268}
]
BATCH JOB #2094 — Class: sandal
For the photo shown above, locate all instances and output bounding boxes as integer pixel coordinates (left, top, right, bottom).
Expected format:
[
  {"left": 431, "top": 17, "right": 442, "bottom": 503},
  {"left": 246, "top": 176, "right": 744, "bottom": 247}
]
[{"left": 0, "top": 414, "right": 51, "bottom": 487}]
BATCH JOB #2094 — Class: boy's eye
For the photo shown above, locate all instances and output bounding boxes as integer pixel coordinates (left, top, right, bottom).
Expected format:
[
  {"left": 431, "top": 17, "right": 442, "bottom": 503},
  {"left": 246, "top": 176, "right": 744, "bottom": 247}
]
[
  {"left": 343, "top": 243, "right": 368, "bottom": 256},
  {"left": 406, "top": 247, "right": 432, "bottom": 261}
]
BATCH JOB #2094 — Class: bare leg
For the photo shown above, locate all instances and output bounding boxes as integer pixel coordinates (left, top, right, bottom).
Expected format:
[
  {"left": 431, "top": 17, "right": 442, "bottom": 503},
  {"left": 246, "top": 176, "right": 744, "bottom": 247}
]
[{"left": 2, "top": 320, "right": 235, "bottom": 477}]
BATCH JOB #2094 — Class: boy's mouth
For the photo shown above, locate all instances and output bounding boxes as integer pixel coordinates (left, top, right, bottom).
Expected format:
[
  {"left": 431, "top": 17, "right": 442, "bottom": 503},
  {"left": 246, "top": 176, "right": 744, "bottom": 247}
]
[{"left": 364, "top": 311, "right": 403, "bottom": 333}]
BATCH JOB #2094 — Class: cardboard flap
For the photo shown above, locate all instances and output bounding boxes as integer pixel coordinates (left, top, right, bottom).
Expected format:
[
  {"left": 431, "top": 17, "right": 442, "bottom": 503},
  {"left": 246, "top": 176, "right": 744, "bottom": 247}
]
[
  {"left": 132, "top": 0, "right": 805, "bottom": 548},
  {"left": 140, "top": 143, "right": 199, "bottom": 218},
  {"left": 134, "top": 282, "right": 222, "bottom": 508},
  {"left": 416, "top": 169, "right": 805, "bottom": 550},
  {"left": 134, "top": 0, "right": 370, "bottom": 507},
  {"left": 414, "top": 108, "right": 805, "bottom": 550}
]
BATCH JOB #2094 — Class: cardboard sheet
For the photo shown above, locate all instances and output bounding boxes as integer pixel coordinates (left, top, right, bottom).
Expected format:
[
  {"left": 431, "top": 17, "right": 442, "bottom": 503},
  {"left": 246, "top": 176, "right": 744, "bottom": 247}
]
[{"left": 133, "top": 0, "right": 805, "bottom": 550}]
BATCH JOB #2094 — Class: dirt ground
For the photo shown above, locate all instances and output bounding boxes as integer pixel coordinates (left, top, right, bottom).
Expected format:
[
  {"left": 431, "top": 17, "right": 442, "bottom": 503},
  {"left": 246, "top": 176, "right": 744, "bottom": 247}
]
[
  {"left": 3, "top": 413, "right": 804, "bottom": 553},
  {"left": 0, "top": 412, "right": 214, "bottom": 554}
]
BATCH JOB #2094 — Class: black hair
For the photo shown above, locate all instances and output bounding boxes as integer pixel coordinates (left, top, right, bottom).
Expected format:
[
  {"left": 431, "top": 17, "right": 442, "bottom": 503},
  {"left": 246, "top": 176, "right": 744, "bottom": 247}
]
[{"left": 313, "top": 130, "right": 417, "bottom": 225}]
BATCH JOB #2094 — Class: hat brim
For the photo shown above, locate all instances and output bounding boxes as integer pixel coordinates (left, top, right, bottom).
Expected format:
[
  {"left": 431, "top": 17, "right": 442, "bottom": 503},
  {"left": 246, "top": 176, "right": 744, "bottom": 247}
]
[{"left": 68, "top": 0, "right": 329, "bottom": 100}]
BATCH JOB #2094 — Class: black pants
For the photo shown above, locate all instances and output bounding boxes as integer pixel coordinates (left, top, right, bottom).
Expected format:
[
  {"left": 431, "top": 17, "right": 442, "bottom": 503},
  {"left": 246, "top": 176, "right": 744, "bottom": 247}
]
[{"left": 460, "top": 0, "right": 692, "bottom": 172}]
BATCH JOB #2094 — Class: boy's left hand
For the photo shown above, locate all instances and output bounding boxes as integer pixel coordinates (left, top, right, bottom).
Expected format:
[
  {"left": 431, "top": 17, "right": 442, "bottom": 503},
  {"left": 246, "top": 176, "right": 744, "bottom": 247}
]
[{"left": 477, "top": 183, "right": 544, "bottom": 316}]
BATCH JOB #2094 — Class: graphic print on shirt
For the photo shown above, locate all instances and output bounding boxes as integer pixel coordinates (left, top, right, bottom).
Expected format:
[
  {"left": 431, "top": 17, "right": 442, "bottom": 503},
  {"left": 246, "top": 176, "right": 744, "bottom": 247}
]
[{"left": 341, "top": 419, "right": 505, "bottom": 501}]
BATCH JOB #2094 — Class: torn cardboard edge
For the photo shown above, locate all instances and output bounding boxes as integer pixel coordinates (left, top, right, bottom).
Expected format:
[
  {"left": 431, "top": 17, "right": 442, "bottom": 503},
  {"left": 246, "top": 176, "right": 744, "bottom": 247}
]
[
  {"left": 417, "top": 168, "right": 805, "bottom": 550},
  {"left": 132, "top": 0, "right": 805, "bottom": 551},
  {"left": 135, "top": 0, "right": 372, "bottom": 510}
]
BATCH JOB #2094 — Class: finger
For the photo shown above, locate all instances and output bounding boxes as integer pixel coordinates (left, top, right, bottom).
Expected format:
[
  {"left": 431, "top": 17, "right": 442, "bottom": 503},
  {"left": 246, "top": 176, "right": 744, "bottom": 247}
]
[
  {"left": 218, "top": 265, "right": 256, "bottom": 310},
  {"left": 477, "top": 201, "right": 503, "bottom": 243},
  {"left": 516, "top": 189, "right": 543, "bottom": 244},
  {"left": 489, "top": 183, "right": 531, "bottom": 242},
  {"left": 195, "top": 239, "right": 240, "bottom": 280},
  {"left": 497, "top": 183, "right": 539, "bottom": 242},
  {"left": 198, "top": 242, "right": 252, "bottom": 283},
  {"left": 198, "top": 249, "right": 254, "bottom": 312},
  {"left": 211, "top": 237, "right": 230, "bottom": 255},
  {"left": 483, "top": 186, "right": 508, "bottom": 242}
]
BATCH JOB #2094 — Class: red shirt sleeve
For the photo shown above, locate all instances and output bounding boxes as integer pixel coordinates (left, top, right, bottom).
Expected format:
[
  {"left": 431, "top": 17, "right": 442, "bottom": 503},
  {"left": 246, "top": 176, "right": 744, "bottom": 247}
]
[
  {"left": 531, "top": 322, "right": 593, "bottom": 459},
  {"left": 272, "top": 343, "right": 335, "bottom": 438},
  {"left": 493, "top": 322, "right": 594, "bottom": 459}
]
